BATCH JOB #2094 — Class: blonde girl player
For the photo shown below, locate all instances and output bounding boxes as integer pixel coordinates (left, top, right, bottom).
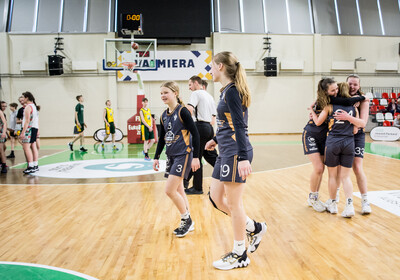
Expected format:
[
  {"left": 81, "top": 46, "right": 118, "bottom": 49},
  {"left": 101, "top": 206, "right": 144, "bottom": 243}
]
[
  {"left": 0, "top": 104, "right": 7, "bottom": 173},
  {"left": 153, "top": 81, "right": 200, "bottom": 237},
  {"left": 140, "top": 98, "right": 155, "bottom": 160},
  {"left": 19, "top": 92, "right": 39, "bottom": 174},
  {"left": 102, "top": 100, "right": 118, "bottom": 150},
  {"left": 311, "top": 83, "right": 367, "bottom": 217},
  {"left": 304, "top": 78, "right": 366, "bottom": 212},
  {"left": 205, "top": 52, "right": 267, "bottom": 270}
]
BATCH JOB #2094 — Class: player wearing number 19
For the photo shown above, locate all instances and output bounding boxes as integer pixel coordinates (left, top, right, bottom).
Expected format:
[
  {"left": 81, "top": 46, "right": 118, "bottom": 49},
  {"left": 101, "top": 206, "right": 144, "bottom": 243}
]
[{"left": 153, "top": 81, "right": 200, "bottom": 238}]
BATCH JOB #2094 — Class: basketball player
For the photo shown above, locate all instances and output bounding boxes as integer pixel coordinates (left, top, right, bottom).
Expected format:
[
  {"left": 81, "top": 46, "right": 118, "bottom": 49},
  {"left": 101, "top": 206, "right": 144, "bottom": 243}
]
[
  {"left": 19, "top": 92, "right": 39, "bottom": 174},
  {"left": 68, "top": 95, "right": 87, "bottom": 152},
  {"left": 205, "top": 52, "right": 267, "bottom": 270},
  {"left": 304, "top": 78, "right": 366, "bottom": 212},
  {"left": 310, "top": 83, "right": 367, "bottom": 217},
  {"left": 6, "top": 103, "right": 18, "bottom": 159},
  {"left": 102, "top": 100, "right": 118, "bottom": 150},
  {"left": 140, "top": 98, "right": 155, "bottom": 160},
  {"left": 0, "top": 103, "right": 7, "bottom": 173},
  {"left": 153, "top": 81, "right": 200, "bottom": 237}
]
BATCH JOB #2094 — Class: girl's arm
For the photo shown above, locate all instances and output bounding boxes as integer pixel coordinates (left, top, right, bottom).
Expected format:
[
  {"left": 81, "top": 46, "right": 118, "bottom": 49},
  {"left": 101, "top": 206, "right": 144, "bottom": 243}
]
[
  {"left": 179, "top": 107, "right": 200, "bottom": 159},
  {"left": 153, "top": 120, "right": 166, "bottom": 160},
  {"left": 103, "top": 109, "right": 108, "bottom": 125},
  {"left": 334, "top": 102, "right": 368, "bottom": 128},
  {"left": 309, "top": 106, "right": 329, "bottom": 126},
  {"left": 0, "top": 112, "right": 6, "bottom": 138},
  {"left": 330, "top": 95, "right": 365, "bottom": 106}
]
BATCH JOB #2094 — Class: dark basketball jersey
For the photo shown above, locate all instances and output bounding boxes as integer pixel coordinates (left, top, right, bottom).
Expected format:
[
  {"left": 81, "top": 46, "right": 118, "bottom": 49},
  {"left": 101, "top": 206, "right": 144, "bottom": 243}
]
[
  {"left": 327, "top": 104, "right": 356, "bottom": 137},
  {"left": 216, "top": 83, "right": 252, "bottom": 157},
  {"left": 161, "top": 104, "right": 192, "bottom": 156},
  {"left": 303, "top": 105, "right": 329, "bottom": 135}
]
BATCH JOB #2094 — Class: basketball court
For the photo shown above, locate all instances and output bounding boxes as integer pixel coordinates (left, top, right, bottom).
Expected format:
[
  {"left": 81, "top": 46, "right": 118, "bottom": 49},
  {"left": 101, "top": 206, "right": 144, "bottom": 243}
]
[{"left": 1, "top": 0, "right": 400, "bottom": 279}]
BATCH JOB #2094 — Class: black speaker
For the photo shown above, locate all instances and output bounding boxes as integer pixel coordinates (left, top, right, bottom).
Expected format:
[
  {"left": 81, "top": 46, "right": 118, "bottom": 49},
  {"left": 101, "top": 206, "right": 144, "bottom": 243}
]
[
  {"left": 263, "top": 57, "right": 277, "bottom": 77},
  {"left": 48, "top": 55, "right": 64, "bottom": 76}
]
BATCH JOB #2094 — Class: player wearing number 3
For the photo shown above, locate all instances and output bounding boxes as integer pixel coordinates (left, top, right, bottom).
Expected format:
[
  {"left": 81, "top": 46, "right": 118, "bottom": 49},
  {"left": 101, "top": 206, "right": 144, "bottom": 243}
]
[
  {"left": 153, "top": 81, "right": 200, "bottom": 238},
  {"left": 205, "top": 52, "right": 267, "bottom": 270},
  {"left": 310, "top": 82, "right": 367, "bottom": 218}
]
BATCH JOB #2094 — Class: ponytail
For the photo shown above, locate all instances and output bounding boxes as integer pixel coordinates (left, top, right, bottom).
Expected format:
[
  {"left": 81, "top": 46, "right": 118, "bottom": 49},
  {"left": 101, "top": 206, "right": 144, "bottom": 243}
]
[
  {"left": 160, "top": 81, "right": 185, "bottom": 107},
  {"left": 213, "top": 52, "right": 251, "bottom": 108}
]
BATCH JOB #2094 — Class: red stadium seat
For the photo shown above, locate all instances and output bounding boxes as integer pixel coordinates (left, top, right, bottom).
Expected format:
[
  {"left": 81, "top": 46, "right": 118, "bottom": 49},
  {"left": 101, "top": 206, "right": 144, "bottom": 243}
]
[
  {"left": 378, "top": 105, "right": 386, "bottom": 112},
  {"left": 398, "top": 93, "right": 400, "bottom": 98},
  {"left": 395, "top": 112, "right": 400, "bottom": 118},
  {"left": 383, "top": 120, "right": 391, "bottom": 126},
  {"left": 372, "top": 99, "right": 379, "bottom": 105},
  {"left": 381, "top": 92, "right": 389, "bottom": 99},
  {"left": 370, "top": 105, "right": 378, "bottom": 115},
  {"left": 390, "top": 92, "right": 397, "bottom": 99}
]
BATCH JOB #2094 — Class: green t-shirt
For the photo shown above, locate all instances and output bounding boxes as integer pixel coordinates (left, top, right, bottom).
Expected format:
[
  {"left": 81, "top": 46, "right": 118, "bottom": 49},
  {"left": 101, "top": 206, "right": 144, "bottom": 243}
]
[{"left": 75, "top": 103, "right": 84, "bottom": 124}]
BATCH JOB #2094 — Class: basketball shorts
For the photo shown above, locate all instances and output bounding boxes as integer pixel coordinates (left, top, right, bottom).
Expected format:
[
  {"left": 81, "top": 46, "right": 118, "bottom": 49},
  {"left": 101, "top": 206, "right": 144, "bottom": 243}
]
[
  {"left": 324, "top": 136, "right": 355, "bottom": 168},
  {"left": 141, "top": 125, "right": 154, "bottom": 141},
  {"left": 0, "top": 131, "right": 5, "bottom": 143},
  {"left": 21, "top": 127, "right": 38, "bottom": 144},
  {"left": 165, "top": 153, "right": 193, "bottom": 180},
  {"left": 74, "top": 123, "right": 85, "bottom": 134},
  {"left": 106, "top": 122, "right": 116, "bottom": 135},
  {"left": 302, "top": 130, "right": 326, "bottom": 155},
  {"left": 212, "top": 150, "right": 253, "bottom": 183},
  {"left": 9, "top": 130, "right": 17, "bottom": 137},
  {"left": 354, "top": 132, "right": 365, "bottom": 158}
]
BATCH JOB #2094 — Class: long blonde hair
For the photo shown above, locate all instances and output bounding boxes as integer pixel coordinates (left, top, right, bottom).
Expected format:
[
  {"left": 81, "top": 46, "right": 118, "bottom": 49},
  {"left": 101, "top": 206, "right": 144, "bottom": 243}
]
[
  {"left": 213, "top": 51, "right": 251, "bottom": 108},
  {"left": 316, "top": 78, "right": 336, "bottom": 110},
  {"left": 337, "top": 82, "right": 351, "bottom": 98},
  {"left": 160, "top": 81, "right": 185, "bottom": 106}
]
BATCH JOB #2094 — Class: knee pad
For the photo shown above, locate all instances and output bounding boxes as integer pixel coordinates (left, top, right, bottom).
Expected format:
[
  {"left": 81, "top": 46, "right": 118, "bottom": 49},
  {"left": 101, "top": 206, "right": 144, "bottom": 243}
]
[{"left": 208, "top": 192, "right": 228, "bottom": 215}]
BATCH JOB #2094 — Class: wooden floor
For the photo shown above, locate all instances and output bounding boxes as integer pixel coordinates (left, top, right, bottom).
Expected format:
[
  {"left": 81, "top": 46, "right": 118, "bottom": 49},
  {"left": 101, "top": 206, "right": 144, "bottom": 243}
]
[{"left": 0, "top": 135, "right": 399, "bottom": 279}]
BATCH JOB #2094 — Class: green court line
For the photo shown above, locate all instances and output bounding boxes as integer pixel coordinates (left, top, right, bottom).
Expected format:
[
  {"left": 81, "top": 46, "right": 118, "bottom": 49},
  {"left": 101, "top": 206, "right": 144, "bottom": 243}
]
[
  {"left": 0, "top": 264, "right": 90, "bottom": 280},
  {"left": 365, "top": 142, "right": 400, "bottom": 160}
]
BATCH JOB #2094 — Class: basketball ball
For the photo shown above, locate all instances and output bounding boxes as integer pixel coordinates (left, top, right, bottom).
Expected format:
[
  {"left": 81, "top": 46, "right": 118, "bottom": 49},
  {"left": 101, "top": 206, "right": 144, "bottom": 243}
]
[{"left": 132, "top": 43, "right": 139, "bottom": 50}]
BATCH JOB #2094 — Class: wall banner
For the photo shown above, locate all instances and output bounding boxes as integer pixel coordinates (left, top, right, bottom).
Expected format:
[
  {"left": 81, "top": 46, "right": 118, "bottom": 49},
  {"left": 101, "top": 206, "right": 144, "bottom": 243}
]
[
  {"left": 370, "top": 127, "right": 400, "bottom": 141},
  {"left": 117, "top": 51, "right": 212, "bottom": 82}
]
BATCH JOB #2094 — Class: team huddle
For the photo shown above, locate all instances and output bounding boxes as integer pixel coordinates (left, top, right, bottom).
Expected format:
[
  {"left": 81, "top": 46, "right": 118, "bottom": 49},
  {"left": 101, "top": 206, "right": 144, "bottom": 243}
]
[{"left": 303, "top": 75, "right": 371, "bottom": 217}]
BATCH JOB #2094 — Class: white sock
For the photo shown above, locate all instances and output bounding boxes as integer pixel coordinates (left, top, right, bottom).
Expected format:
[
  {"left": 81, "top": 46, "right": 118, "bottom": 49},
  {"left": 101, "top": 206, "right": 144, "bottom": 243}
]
[
  {"left": 246, "top": 216, "right": 255, "bottom": 232},
  {"left": 28, "top": 162, "right": 34, "bottom": 168},
  {"left": 181, "top": 211, "right": 190, "bottom": 220},
  {"left": 233, "top": 240, "right": 246, "bottom": 255},
  {"left": 33, "top": 161, "right": 38, "bottom": 166},
  {"left": 310, "top": 192, "right": 318, "bottom": 200},
  {"left": 346, "top": 197, "right": 353, "bottom": 205},
  {"left": 361, "top": 193, "right": 368, "bottom": 201}
]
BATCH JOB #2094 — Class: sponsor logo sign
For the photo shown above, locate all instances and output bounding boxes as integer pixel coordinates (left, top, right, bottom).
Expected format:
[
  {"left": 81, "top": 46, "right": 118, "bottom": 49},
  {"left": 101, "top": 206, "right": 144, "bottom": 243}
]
[{"left": 370, "top": 127, "right": 400, "bottom": 141}]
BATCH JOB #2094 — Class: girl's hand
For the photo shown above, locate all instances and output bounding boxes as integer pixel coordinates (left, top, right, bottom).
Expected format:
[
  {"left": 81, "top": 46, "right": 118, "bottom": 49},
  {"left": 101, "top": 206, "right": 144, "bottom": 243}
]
[
  {"left": 153, "top": 159, "right": 159, "bottom": 171},
  {"left": 334, "top": 110, "right": 350, "bottom": 121},
  {"left": 205, "top": 139, "right": 217, "bottom": 151},
  {"left": 191, "top": 158, "right": 200, "bottom": 172},
  {"left": 238, "top": 160, "right": 252, "bottom": 180}
]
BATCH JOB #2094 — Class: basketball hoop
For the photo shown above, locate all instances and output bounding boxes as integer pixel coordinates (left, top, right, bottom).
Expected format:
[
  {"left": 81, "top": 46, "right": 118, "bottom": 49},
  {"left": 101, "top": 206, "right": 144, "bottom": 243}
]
[{"left": 121, "top": 62, "right": 137, "bottom": 73}]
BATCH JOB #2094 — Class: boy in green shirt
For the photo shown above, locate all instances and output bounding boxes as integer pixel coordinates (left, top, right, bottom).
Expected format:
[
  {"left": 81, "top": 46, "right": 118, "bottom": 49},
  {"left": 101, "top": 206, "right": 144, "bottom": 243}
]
[{"left": 68, "top": 95, "right": 87, "bottom": 152}]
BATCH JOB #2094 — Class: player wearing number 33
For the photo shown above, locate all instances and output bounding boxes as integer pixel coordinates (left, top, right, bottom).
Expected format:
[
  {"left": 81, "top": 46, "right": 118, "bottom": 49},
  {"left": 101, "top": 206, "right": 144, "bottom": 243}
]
[
  {"left": 205, "top": 52, "right": 267, "bottom": 271},
  {"left": 153, "top": 81, "right": 200, "bottom": 238}
]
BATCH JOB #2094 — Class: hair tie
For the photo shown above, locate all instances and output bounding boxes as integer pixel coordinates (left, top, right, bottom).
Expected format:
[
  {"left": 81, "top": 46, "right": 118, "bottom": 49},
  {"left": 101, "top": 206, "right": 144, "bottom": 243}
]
[{"left": 235, "top": 62, "right": 239, "bottom": 66}]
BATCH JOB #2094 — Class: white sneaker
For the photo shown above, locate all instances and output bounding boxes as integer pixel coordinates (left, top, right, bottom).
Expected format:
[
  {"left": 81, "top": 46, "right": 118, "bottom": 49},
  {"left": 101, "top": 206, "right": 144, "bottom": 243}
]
[
  {"left": 247, "top": 222, "right": 267, "bottom": 253},
  {"left": 335, "top": 188, "right": 340, "bottom": 203},
  {"left": 213, "top": 251, "right": 250, "bottom": 270},
  {"left": 326, "top": 199, "right": 338, "bottom": 214},
  {"left": 342, "top": 202, "right": 355, "bottom": 218},
  {"left": 361, "top": 200, "right": 372, "bottom": 215},
  {"left": 311, "top": 199, "right": 327, "bottom": 212},
  {"left": 307, "top": 197, "right": 313, "bottom": 207}
]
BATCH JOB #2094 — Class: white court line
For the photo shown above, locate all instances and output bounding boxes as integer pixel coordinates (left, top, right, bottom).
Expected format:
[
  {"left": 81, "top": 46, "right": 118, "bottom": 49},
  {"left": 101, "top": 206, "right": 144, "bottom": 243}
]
[
  {"left": 0, "top": 262, "right": 99, "bottom": 280},
  {"left": 10, "top": 149, "right": 71, "bottom": 168}
]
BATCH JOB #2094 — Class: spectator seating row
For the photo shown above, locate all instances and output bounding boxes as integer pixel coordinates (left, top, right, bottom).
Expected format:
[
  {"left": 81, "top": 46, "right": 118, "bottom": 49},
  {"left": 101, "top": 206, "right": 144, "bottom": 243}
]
[
  {"left": 375, "top": 112, "right": 398, "bottom": 124},
  {"left": 370, "top": 92, "right": 400, "bottom": 99}
]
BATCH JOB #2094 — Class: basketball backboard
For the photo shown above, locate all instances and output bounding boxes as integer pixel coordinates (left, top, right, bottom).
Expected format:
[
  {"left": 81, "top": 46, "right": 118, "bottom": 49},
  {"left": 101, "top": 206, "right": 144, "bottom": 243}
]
[{"left": 103, "top": 38, "right": 157, "bottom": 71}]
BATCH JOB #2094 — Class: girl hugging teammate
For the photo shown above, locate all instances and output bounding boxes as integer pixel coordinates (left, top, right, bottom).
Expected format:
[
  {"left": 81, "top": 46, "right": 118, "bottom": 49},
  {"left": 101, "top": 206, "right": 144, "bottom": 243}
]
[{"left": 153, "top": 81, "right": 200, "bottom": 237}]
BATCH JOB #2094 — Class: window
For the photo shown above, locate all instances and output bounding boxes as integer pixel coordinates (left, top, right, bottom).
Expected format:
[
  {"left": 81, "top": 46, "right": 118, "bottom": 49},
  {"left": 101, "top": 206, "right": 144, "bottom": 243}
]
[
  {"left": 379, "top": 0, "right": 400, "bottom": 36},
  {"left": 219, "top": 0, "right": 241, "bottom": 32},
  {"left": 37, "top": 0, "right": 61, "bottom": 33},
  {"left": 265, "top": 0, "right": 289, "bottom": 34},
  {"left": 243, "top": 0, "right": 265, "bottom": 33},
  {"left": 62, "top": 0, "right": 85, "bottom": 32},
  {"left": 87, "top": 0, "right": 108, "bottom": 32},
  {"left": 312, "top": 0, "right": 339, "bottom": 34},
  {"left": 358, "top": 0, "right": 382, "bottom": 35},
  {"left": 289, "top": 0, "right": 313, "bottom": 34},
  {"left": 0, "top": 0, "right": 9, "bottom": 32},
  {"left": 337, "top": 0, "right": 360, "bottom": 35},
  {"left": 10, "top": 0, "right": 36, "bottom": 32}
]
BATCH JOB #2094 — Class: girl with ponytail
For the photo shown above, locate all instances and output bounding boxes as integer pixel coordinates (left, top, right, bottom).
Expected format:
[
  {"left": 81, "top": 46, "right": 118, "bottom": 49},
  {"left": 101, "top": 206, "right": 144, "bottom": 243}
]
[
  {"left": 153, "top": 81, "right": 200, "bottom": 238},
  {"left": 205, "top": 52, "right": 267, "bottom": 270}
]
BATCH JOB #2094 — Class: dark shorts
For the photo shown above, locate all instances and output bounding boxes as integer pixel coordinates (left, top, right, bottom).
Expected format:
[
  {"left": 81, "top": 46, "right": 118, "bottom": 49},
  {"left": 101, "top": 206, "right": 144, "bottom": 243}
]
[
  {"left": 106, "top": 122, "right": 116, "bottom": 134},
  {"left": 324, "top": 136, "right": 355, "bottom": 168},
  {"left": 302, "top": 130, "right": 326, "bottom": 155},
  {"left": 212, "top": 150, "right": 253, "bottom": 183},
  {"left": 9, "top": 130, "right": 17, "bottom": 137},
  {"left": 22, "top": 127, "right": 38, "bottom": 144},
  {"left": 141, "top": 125, "right": 154, "bottom": 141},
  {"left": 165, "top": 153, "right": 193, "bottom": 179},
  {"left": 74, "top": 123, "right": 85, "bottom": 134},
  {"left": 354, "top": 132, "right": 365, "bottom": 158}
]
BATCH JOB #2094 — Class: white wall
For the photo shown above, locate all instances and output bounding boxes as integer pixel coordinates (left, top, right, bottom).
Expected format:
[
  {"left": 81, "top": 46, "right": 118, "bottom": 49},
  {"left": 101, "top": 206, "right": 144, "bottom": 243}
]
[{"left": 0, "top": 32, "right": 399, "bottom": 137}]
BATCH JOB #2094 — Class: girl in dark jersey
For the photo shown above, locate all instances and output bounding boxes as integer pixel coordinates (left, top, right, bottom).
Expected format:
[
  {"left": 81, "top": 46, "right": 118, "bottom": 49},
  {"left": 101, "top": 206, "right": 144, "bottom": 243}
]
[
  {"left": 304, "top": 78, "right": 366, "bottom": 213},
  {"left": 153, "top": 81, "right": 200, "bottom": 238},
  {"left": 205, "top": 52, "right": 267, "bottom": 270},
  {"left": 311, "top": 83, "right": 367, "bottom": 218}
]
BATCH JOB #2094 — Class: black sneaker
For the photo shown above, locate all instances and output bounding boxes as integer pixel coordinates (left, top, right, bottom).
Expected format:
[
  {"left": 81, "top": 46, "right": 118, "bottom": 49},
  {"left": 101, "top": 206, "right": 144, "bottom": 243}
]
[
  {"left": 213, "top": 250, "right": 250, "bottom": 270},
  {"left": 80, "top": 147, "right": 88, "bottom": 152},
  {"left": 23, "top": 167, "right": 35, "bottom": 174},
  {"left": 68, "top": 142, "right": 73, "bottom": 151},
  {"left": 1, "top": 164, "right": 7, "bottom": 173},
  {"left": 174, "top": 217, "right": 194, "bottom": 237},
  {"left": 185, "top": 187, "right": 203, "bottom": 195},
  {"left": 33, "top": 166, "right": 39, "bottom": 172},
  {"left": 6, "top": 153, "right": 15, "bottom": 159},
  {"left": 246, "top": 221, "right": 267, "bottom": 253}
]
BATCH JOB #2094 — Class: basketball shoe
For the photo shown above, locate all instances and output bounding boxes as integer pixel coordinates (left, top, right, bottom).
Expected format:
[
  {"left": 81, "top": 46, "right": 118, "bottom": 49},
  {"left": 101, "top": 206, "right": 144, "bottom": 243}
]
[
  {"left": 247, "top": 221, "right": 267, "bottom": 253},
  {"left": 361, "top": 199, "right": 372, "bottom": 215},
  {"left": 174, "top": 217, "right": 194, "bottom": 237},
  {"left": 213, "top": 250, "right": 250, "bottom": 270},
  {"left": 326, "top": 199, "right": 338, "bottom": 214},
  {"left": 311, "top": 199, "right": 327, "bottom": 212},
  {"left": 342, "top": 198, "right": 355, "bottom": 218}
]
